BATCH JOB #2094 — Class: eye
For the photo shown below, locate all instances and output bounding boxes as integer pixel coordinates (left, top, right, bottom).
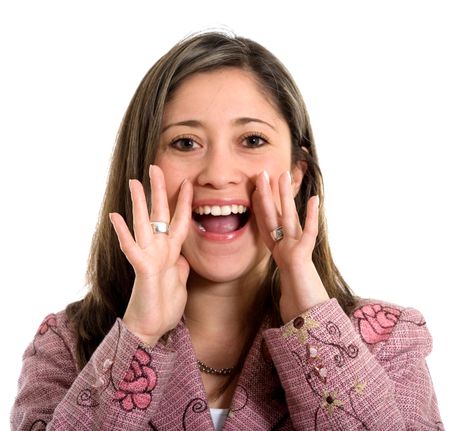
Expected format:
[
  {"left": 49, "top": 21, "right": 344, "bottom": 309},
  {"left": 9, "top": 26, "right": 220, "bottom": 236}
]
[
  {"left": 170, "top": 136, "right": 199, "bottom": 151},
  {"left": 242, "top": 133, "right": 268, "bottom": 148}
]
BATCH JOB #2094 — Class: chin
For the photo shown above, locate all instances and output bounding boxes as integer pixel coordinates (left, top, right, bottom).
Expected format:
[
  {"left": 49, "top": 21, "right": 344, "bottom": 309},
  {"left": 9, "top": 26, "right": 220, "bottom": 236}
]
[
  {"left": 184, "top": 248, "right": 270, "bottom": 285},
  {"left": 190, "top": 267, "right": 249, "bottom": 284}
]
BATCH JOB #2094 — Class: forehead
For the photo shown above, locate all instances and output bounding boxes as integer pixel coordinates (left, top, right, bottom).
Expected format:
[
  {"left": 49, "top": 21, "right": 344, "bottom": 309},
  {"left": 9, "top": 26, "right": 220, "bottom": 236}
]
[{"left": 162, "top": 68, "right": 285, "bottom": 126}]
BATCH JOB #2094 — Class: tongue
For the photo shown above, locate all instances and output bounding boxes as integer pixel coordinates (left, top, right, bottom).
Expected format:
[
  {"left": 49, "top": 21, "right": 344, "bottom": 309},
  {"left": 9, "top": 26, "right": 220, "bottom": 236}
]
[{"left": 199, "top": 214, "right": 241, "bottom": 233}]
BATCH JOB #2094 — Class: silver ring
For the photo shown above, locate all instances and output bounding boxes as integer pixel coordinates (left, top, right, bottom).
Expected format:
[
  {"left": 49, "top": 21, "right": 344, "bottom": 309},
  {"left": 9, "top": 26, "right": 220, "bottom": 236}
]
[
  {"left": 270, "top": 226, "right": 284, "bottom": 242},
  {"left": 150, "top": 221, "right": 169, "bottom": 235}
]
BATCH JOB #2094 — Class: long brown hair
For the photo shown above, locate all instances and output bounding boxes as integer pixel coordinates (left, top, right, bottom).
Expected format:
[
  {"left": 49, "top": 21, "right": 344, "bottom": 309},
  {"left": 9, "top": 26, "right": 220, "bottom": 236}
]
[{"left": 66, "top": 30, "right": 357, "bottom": 371}]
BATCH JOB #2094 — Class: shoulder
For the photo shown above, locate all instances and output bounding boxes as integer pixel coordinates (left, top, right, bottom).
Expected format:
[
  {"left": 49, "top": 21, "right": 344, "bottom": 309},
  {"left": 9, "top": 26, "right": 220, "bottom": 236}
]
[
  {"left": 350, "top": 298, "right": 432, "bottom": 358},
  {"left": 27, "top": 310, "right": 77, "bottom": 366},
  {"left": 34, "top": 310, "right": 73, "bottom": 339}
]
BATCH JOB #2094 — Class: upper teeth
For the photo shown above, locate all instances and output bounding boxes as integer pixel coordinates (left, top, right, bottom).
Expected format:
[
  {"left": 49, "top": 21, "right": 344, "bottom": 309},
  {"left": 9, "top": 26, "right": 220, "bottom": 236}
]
[{"left": 194, "top": 205, "right": 248, "bottom": 216}]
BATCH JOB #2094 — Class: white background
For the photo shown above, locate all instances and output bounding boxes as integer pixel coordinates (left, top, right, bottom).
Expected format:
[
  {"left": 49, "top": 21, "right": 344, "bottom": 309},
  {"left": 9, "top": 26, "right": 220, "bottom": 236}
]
[{"left": 1, "top": 0, "right": 449, "bottom": 428}]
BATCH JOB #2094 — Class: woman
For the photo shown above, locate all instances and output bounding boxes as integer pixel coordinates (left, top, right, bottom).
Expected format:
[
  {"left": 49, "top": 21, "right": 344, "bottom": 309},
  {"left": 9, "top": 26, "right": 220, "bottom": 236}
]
[{"left": 12, "top": 31, "right": 444, "bottom": 430}]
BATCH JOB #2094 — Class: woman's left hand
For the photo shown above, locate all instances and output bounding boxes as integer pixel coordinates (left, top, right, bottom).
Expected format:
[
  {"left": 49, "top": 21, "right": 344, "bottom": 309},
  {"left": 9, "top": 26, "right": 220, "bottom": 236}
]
[{"left": 252, "top": 170, "right": 329, "bottom": 324}]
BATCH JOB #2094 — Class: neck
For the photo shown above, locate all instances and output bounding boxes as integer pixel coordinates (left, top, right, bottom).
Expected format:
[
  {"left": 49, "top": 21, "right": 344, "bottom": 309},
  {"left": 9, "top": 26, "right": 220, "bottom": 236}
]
[
  {"left": 184, "top": 272, "right": 263, "bottom": 372},
  {"left": 184, "top": 274, "right": 260, "bottom": 336},
  {"left": 183, "top": 250, "right": 272, "bottom": 334},
  {"left": 183, "top": 256, "right": 271, "bottom": 371}
]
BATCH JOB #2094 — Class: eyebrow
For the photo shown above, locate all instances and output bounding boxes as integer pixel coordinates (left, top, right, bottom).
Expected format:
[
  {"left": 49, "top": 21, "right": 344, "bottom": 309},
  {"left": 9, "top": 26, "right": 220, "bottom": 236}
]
[{"left": 161, "top": 117, "right": 276, "bottom": 133}]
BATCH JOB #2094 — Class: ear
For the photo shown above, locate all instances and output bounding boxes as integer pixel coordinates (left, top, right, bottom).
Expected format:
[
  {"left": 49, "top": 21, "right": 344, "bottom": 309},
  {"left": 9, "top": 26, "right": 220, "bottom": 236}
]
[
  {"left": 290, "top": 145, "right": 309, "bottom": 196},
  {"left": 291, "top": 160, "right": 307, "bottom": 197},
  {"left": 291, "top": 147, "right": 309, "bottom": 197}
]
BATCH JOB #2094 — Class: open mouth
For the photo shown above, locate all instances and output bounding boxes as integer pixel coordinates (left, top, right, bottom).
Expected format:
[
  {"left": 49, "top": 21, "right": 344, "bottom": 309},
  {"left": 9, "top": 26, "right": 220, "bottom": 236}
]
[{"left": 192, "top": 204, "right": 251, "bottom": 234}]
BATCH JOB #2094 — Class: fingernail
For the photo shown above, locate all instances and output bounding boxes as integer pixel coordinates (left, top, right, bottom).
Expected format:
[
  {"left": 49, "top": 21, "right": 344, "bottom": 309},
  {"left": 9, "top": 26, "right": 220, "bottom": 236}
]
[
  {"left": 287, "top": 171, "right": 292, "bottom": 182},
  {"left": 108, "top": 213, "right": 114, "bottom": 223},
  {"left": 263, "top": 170, "right": 269, "bottom": 183},
  {"left": 316, "top": 195, "right": 320, "bottom": 208},
  {"left": 149, "top": 164, "right": 153, "bottom": 182}
]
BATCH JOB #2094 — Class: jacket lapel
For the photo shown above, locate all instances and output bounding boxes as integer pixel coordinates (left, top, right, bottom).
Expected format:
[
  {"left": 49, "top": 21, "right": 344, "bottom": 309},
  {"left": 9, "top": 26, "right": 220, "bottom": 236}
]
[
  {"left": 150, "top": 320, "right": 214, "bottom": 430},
  {"left": 223, "top": 321, "right": 291, "bottom": 430},
  {"left": 150, "top": 319, "right": 291, "bottom": 430}
]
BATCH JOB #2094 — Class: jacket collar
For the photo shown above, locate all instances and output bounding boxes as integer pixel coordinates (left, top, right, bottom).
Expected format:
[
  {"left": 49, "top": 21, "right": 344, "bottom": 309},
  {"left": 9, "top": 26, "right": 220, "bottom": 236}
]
[{"left": 150, "top": 318, "right": 289, "bottom": 430}]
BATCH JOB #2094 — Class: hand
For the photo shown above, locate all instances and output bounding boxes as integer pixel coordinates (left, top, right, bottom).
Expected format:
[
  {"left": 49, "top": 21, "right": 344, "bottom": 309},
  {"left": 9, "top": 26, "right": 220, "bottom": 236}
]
[
  {"left": 252, "top": 170, "right": 329, "bottom": 323},
  {"left": 109, "top": 165, "right": 193, "bottom": 345}
]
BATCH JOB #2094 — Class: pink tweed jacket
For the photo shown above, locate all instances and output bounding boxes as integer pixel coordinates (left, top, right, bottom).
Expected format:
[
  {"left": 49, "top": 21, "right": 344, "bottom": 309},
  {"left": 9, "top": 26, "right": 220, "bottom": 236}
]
[{"left": 11, "top": 298, "right": 444, "bottom": 430}]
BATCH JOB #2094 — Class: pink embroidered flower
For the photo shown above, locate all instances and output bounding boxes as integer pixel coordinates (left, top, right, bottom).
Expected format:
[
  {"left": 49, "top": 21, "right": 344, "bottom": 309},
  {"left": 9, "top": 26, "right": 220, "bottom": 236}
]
[
  {"left": 37, "top": 314, "right": 57, "bottom": 335},
  {"left": 353, "top": 304, "right": 401, "bottom": 344},
  {"left": 114, "top": 347, "right": 157, "bottom": 411}
]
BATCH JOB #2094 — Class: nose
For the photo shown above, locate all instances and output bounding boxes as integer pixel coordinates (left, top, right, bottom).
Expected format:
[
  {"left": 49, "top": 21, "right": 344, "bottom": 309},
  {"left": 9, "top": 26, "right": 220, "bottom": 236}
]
[{"left": 196, "top": 145, "right": 243, "bottom": 189}]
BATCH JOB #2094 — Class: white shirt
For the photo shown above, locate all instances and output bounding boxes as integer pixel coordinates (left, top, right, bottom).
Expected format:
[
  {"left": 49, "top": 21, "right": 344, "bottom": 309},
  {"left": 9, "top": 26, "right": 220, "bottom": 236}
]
[{"left": 210, "top": 408, "right": 229, "bottom": 431}]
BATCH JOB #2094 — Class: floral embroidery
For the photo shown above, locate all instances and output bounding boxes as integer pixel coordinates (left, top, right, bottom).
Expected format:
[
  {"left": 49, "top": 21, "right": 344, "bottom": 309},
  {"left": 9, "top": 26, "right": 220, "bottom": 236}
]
[
  {"left": 229, "top": 384, "right": 249, "bottom": 416},
  {"left": 321, "top": 391, "right": 343, "bottom": 415},
  {"left": 37, "top": 314, "right": 57, "bottom": 335},
  {"left": 77, "top": 388, "right": 99, "bottom": 407},
  {"left": 77, "top": 322, "right": 160, "bottom": 413},
  {"left": 31, "top": 313, "right": 71, "bottom": 358},
  {"left": 307, "top": 321, "right": 359, "bottom": 368},
  {"left": 114, "top": 347, "right": 157, "bottom": 411},
  {"left": 353, "top": 381, "right": 366, "bottom": 394},
  {"left": 293, "top": 343, "right": 369, "bottom": 429},
  {"left": 305, "top": 344, "right": 328, "bottom": 383},
  {"left": 353, "top": 304, "right": 401, "bottom": 344},
  {"left": 282, "top": 313, "right": 319, "bottom": 344},
  {"left": 182, "top": 398, "right": 208, "bottom": 430}
]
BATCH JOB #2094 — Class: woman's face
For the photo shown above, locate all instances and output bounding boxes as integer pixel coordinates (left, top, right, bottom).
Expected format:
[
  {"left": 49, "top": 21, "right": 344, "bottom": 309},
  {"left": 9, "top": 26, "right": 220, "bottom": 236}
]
[{"left": 155, "top": 67, "right": 303, "bottom": 283}]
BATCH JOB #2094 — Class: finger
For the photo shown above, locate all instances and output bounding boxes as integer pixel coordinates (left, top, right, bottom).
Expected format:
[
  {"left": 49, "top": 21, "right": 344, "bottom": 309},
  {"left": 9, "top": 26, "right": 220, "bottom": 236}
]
[
  {"left": 169, "top": 179, "right": 193, "bottom": 249},
  {"left": 279, "top": 171, "right": 302, "bottom": 239},
  {"left": 251, "top": 186, "right": 273, "bottom": 250},
  {"left": 176, "top": 254, "right": 191, "bottom": 286},
  {"left": 301, "top": 196, "right": 320, "bottom": 251},
  {"left": 252, "top": 171, "right": 281, "bottom": 248},
  {"left": 149, "top": 165, "right": 170, "bottom": 223},
  {"left": 129, "top": 179, "right": 153, "bottom": 248},
  {"left": 109, "top": 212, "right": 141, "bottom": 264}
]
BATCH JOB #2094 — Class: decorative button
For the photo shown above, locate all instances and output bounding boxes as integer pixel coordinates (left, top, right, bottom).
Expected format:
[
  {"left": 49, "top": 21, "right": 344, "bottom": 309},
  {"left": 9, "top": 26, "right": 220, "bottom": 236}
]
[
  {"left": 293, "top": 316, "right": 305, "bottom": 329},
  {"left": 314, "top": 364, "right": 328, "bottom": 383},
  {"left": 92, "top": 376, "right": 105, "bottom": 388},
  {"left": 309, "top": 346, "right": 318, "bottom": 358},
  {"left": 326, "top": 395, "right": 334, "bottom": 404},
  {"left": 307, "top": 344, "right": 319, "bottom": 363},
  {"left": 103, "top": 359, "right": 113, "bottom": 371}
]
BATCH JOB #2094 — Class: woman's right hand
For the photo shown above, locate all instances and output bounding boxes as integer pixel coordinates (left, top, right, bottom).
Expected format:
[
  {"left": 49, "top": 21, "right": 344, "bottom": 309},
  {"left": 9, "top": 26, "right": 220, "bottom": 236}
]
[{"left": 109, "top": 165, "right": 193, "bottom": 346}]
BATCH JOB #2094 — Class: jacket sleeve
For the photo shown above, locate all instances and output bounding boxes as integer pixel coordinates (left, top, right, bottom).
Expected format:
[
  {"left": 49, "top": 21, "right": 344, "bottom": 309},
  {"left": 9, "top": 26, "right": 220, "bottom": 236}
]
[
  {"left": 11, "top": 312, "right": 177, "bottom": 431},
  {"left": 263, "top": 298, "right": 444, "bottom": 431}
]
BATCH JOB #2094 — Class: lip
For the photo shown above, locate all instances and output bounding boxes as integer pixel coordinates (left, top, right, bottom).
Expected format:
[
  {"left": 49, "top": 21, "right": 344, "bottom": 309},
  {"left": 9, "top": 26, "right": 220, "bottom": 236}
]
[{"left": 191, "top": 198, "right": 251, "bottom": 242}]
